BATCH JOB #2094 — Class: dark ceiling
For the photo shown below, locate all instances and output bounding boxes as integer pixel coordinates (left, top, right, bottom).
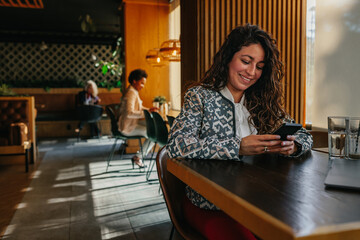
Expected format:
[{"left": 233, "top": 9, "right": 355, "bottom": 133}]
[{"left": 0, "top": 0, "right": 122, "bottom": 44}]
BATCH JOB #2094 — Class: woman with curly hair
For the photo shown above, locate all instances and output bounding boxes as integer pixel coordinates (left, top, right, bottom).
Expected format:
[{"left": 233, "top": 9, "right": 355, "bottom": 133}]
[{"left": 166, "top": 24, "right": 313, "bottom": 240}]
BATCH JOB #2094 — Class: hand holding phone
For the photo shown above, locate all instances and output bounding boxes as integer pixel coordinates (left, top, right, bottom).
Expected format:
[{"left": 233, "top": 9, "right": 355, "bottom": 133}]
[{"left": 272, "top": 123, "right": 302, "bottom": 140}]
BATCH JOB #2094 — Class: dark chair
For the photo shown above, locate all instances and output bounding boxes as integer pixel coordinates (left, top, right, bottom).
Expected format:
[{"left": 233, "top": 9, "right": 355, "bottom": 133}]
[
  {"left": 156, "top": 146, "right": 205, "bottom": 240},
  {"left": 105, "top": 104, "right": 145, "bottom": 172},
  {"left": 143, "top": 110, "right": 158, "bottom": 181},
  {"left": 146, "top": 111, "right": 169, "bottom": 179},
  {"left": 75, "top": 105, "right": 103, "bottom": 141},
  {"left": 167, "top": 115, "right": 175, "bottom": 128},
  {"left": 152, "top": 112, "right": 168, "bottom": 147}
]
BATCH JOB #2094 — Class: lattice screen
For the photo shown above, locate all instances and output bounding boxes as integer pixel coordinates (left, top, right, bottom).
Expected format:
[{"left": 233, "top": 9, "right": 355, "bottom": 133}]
[{"left": 0, "top": 42, "right": 119, "bottom": 86}]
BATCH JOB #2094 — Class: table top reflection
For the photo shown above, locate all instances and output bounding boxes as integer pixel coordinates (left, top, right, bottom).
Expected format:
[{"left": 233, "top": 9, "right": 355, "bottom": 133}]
[{"left": 167, "top": 151, "right": 360, "bottom": 240}]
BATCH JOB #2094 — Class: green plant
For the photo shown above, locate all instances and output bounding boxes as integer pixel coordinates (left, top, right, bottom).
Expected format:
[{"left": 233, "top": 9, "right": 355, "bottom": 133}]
[
  {"left": 153, "top": 96, "right": 167, "bottom": 105},
  {"left": 95, "top": 37, "right": 124, "bottom": 91},
  {"left": 0, "top": 84, "right": 16, "bottom": 96}
]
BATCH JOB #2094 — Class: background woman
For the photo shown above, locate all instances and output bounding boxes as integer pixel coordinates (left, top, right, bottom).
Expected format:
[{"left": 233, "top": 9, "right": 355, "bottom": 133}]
[
  {"left": 78, "top": 80, "right": 100, "bottom": 106},
  {"left": 118, "top": 69, "right": 158, "bottom": 168},
  {"left": 167, "top": 24, "right": 313, "bottom": 239},
  {"left": 76, "top": 80, "right": 101, "bottom": 137}
]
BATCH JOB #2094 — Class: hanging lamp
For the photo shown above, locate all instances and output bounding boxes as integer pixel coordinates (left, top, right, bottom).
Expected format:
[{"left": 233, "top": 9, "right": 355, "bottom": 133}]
[
  {"left": 159, "top": 39, "right": 180, "bottom": 61},
  {"left": 145, "top": 0, "right": 168, "bottom": 67},
  {"left": 145, "top": 48, "right": 167, "bottom": 67},
  {"left": 159, "top": 5, "right": 180, "bottom": 62}
]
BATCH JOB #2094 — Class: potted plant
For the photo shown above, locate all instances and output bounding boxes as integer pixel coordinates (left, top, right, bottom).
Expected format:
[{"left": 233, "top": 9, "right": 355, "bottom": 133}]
[
  {"left": 153, "top": 95, "right": 168, "bottom": 115},
  {"left": 153, "top": 95, "right": 167, "bottom": 105}
]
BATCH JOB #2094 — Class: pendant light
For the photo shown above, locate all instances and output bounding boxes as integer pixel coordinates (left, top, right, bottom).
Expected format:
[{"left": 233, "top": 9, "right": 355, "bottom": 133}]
[
  {"left": 145, "top": 0, "right": 167, "bottom": 67},
  {"left": 159, "top": 6, "right": 180, "bottom": 62},
  {"left": 146, "top": 48, "right": 167, "bottom": 67},
  {"left": 159, "top": 39, "right": 180, "bottom": 61}
]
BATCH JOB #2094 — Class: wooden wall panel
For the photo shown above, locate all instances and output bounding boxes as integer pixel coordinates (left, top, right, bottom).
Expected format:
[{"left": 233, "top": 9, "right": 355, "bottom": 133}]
[
  {"left": 123, "top": 0, "right": 170, "bottom": 108},
  {"left": 181, "top": 0, "right": 306, "bottom": 124},
  {"left": 180, "top": 0, "right": 197, "bottom": 96}
]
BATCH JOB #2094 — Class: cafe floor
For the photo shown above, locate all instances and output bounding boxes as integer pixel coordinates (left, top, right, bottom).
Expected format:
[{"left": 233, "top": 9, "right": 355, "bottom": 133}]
[{"left": 1, "top": 137, "right": 183, "bottom": 240}]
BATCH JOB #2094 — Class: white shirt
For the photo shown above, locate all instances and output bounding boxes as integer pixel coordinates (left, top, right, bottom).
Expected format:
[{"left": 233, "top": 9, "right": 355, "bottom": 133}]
[{"left": 220, "top": 87, "right": 257, "bottom": 139}]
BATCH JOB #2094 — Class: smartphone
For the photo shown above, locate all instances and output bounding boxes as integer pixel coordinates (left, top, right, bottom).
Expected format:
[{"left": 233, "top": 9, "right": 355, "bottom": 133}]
[{"left": 272, "top": 123, "right": 302, "bottom": 140}]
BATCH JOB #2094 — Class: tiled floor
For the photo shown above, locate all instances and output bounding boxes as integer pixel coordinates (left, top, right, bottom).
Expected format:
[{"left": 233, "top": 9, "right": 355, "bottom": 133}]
[{"left": 2, "top": 138, "right": 183, "bottom": 240}]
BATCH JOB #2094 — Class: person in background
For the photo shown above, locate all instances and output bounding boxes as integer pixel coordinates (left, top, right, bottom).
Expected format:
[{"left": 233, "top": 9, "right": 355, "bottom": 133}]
[
  {"left": 118, "top": 69, "right": 158, "bottom": 168},
  {"left": 166, "top": 24, "right": 313, "bottom": 240},
  {"left": 78, "top": 80, "right": 101, "bottom": 106},
  {"left": 76, "top": 80, "right": 101, "bottom": 137}
]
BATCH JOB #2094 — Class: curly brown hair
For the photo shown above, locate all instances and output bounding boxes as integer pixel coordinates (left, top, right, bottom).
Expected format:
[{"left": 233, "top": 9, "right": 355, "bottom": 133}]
[{"left": 200, "top": 23, "right": 286, "bottom": 134}]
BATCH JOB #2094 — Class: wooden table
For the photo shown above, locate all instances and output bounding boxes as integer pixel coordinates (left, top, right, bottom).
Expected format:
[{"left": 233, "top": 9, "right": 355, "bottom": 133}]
[
  {"left": 167, "top": 151, "right": 360, "bottom": 240},
  {"left": 161, "top": 109, "right": 180, "bottom": 125},
  {"left": 312, "top": 147, "right": 329, "bottom": 154}
]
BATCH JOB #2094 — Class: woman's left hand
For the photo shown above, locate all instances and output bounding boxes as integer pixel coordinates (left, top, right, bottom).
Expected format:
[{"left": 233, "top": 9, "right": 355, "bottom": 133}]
[{"left": 270, "top": 135, "right": 297, "bottom": 156}]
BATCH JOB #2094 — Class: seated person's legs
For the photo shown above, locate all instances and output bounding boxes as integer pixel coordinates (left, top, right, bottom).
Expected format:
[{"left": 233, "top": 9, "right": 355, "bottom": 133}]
[
  {"left": 75, "top": 121, "right": 85, "bottom": 133},
  {"left": 90, "top": 123, "right": 100, "bottom": 138},
  {"left": 122, "top": 120, "right": 154, "bottom": 167}
]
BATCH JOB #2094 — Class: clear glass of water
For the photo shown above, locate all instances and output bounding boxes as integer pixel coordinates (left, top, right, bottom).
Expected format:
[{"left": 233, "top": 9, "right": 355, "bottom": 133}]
[
  {"left": 328, "top": 116, "right": 348, "bottom": 158},
  {"left": 346, "top": 117, "right": 360, "bottom": 160}
]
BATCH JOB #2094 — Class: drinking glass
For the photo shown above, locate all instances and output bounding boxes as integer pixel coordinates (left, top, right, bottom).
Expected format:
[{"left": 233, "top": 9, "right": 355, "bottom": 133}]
[
  {"left": 346, "top": 117, "right": 360, "bottom": 160},
  {"left": 328, "top": 116, "right": 348, "bottom": 158}
]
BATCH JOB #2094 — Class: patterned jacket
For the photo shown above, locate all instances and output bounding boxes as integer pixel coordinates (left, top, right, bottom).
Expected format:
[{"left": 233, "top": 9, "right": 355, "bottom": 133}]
[{"left": 166, "top": 86, "right": 313, "bottom": 210}]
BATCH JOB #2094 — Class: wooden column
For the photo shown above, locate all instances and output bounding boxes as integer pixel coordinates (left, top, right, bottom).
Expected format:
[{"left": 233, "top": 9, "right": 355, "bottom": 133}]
[
  {"left": 123, "top": 0, "right": 170, "bottom": 108},
  {"left": 180, "top": 0, "right": 198, "bottom": 104}
]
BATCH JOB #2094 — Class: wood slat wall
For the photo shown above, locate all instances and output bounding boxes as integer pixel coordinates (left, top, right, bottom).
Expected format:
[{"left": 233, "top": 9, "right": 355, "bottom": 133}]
[{"left": 182, "top": 0, "right": 306, "bottom": 123}]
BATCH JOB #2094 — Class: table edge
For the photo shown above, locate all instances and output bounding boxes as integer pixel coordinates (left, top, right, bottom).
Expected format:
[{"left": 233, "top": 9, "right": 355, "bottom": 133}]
[
  {"left": 167, "top": 158, "right": 360, "bottom": 240},
  {"left": 167, "top": 158, "right": 295, "bottom": 240}
]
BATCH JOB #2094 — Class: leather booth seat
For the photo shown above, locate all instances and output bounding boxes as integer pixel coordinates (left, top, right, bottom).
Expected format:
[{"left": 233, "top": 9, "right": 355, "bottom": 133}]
[
  {"left": 0, "top": 96, "right": 37, "bottom": 171},
  {"left": 0, "top": 100, "right": 29, "bottom": 146}
]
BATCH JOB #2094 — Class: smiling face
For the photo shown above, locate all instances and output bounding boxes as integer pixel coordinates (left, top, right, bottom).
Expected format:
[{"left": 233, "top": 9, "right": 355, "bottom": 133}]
[
  {"left": 227, "top": 43, "right": 265, "bottom": 102},
  {"left": 132, "top": 77, "right": 146, "bottom": 91}
]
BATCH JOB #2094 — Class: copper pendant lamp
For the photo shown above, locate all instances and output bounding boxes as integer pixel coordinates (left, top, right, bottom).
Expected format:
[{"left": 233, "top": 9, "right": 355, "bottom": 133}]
[
  {"left": 145, "top": 48, "right": 167, "bottom": 67},
  {"left": 159, "top": 39, "right": 180, "bottom": 62},
  {"left": 159, "top": 4, "right": 181, "bottom": 62},
  {"left": 145, "top": 0, "right": 168, "bottom": 67}
]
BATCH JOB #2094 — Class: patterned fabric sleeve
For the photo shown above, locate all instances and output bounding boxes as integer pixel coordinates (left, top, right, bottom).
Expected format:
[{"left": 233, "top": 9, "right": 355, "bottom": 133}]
[
  {"left": 283, "top": 118, "right": 313, "bottom": 157},
  {"left": 166, "top": 87, "right": 242, "bottom": 160}
]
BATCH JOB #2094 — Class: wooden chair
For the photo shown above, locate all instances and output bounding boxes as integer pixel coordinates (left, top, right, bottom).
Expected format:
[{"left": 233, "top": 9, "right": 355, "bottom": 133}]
[
  {"left": 156, "top": 146, "right": 205, "bottom": 240},
  {"left": 0, "top": 96, "right": 37, "bottom": 172}
]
